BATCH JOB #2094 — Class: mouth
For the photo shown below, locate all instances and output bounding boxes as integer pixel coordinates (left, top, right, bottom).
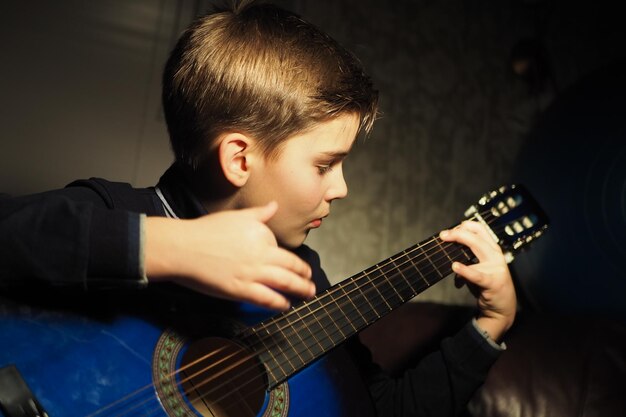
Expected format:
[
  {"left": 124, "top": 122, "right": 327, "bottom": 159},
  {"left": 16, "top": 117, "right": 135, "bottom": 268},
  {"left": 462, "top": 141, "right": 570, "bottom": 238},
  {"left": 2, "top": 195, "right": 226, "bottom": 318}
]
[
  {"left": 309, "top": 213, "right": 328, "bottom": 229},
  {"left": 309, "top": 218, "right": 323, "bottom": 228}
]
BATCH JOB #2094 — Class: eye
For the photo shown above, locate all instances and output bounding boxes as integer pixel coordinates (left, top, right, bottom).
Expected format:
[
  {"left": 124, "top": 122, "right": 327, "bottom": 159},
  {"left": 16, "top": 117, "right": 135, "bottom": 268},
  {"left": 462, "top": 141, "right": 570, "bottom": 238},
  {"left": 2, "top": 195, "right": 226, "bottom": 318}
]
[{"left": 317, "top": 164, "right": 333, "bottom": 175}]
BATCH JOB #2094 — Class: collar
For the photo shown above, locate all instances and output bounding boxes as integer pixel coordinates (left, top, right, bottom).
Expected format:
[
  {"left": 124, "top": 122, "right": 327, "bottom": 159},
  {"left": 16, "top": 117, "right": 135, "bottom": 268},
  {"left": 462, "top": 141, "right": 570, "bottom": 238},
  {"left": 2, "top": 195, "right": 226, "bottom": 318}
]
[{"left": 155, "top": 163, "right": 208, "bottom": 219}]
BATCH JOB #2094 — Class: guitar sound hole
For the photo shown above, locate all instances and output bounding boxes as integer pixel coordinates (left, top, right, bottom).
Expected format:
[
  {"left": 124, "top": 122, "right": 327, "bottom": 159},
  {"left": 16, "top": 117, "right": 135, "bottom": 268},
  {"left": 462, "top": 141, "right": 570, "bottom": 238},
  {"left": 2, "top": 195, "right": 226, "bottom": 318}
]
[{"left": 179, "top": 337, "right": 267, "bottom": 417}]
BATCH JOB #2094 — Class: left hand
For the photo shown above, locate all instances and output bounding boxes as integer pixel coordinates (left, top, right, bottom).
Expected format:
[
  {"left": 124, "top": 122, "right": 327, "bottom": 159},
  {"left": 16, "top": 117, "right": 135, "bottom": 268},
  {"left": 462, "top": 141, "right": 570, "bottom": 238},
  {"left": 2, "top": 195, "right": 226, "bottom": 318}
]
[{"left": 439, "top": 220, "right": 517, "bottom": 342}]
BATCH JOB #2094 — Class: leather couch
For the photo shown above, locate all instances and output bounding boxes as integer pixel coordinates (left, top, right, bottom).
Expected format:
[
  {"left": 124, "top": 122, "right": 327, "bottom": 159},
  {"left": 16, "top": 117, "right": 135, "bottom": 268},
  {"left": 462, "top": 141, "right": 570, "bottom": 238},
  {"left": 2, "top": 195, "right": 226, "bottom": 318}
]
[{"left": 360, "top": 302, "right": 626, "bottom": 417}]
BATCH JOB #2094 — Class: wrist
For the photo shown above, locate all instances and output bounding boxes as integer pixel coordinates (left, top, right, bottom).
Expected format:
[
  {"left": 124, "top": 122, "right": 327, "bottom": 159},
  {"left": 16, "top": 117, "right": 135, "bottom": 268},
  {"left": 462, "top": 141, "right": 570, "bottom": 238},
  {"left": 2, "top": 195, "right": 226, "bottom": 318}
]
[
  {"left": 144, "top": 216, "right": 186, "bottom": 281},
  {"left": 471, "top": 318, "right": 507, "bottom": 350},
  {"left": 475, "top": 314, "right": 514, "bottom": 343}
]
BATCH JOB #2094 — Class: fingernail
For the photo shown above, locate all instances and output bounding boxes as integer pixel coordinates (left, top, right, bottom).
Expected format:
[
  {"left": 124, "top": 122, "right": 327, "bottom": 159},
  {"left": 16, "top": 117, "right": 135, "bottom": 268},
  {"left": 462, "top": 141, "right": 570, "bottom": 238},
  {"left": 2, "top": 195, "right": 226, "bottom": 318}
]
[
  {"left": 451, "top": 262, "right": 459, "bottom": 271},
  {"left": 440, "top": 230, "right": 449, "bottom": 238}
]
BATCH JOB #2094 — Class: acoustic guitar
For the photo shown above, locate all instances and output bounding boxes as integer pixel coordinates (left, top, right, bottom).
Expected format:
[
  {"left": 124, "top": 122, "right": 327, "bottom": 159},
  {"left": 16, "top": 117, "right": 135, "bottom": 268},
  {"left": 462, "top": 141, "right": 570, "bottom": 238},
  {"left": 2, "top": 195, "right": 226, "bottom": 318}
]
[{"left": 0, "top": 184, "right": 547, "bottom": 417}]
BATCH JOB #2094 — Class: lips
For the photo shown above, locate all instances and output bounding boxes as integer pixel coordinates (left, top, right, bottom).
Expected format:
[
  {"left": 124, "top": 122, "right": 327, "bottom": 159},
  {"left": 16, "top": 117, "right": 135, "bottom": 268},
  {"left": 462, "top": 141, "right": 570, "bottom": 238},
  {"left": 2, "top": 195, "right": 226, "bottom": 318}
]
[
  {"left": 307, "top": 210, "right": 329, "bottom": 229},
  {"left": 309, "top": 218, "right": 322, "bottom": 228}
]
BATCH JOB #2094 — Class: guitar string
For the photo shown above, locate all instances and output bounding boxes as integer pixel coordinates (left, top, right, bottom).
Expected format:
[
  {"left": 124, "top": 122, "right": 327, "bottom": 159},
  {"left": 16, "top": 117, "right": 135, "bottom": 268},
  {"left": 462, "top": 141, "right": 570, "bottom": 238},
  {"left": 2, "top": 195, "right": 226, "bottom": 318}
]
[
  {"left": 88, "top": 209, "right": 511, "bottom": 416},
  {"left": 82, "top": 344, "right": 238, "bottom": 417}
]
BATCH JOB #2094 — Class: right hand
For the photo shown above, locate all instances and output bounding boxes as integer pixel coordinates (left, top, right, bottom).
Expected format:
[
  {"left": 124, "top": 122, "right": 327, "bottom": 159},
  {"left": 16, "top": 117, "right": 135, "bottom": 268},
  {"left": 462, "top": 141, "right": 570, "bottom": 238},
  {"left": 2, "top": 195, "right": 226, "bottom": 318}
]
[{"left": 145, "top": 201, "right": 314, "bottom": 310}]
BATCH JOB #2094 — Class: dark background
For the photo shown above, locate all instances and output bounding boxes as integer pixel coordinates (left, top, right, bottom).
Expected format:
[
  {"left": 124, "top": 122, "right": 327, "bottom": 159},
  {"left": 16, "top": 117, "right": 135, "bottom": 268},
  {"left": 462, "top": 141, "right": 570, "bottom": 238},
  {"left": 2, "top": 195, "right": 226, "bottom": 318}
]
[{"left": 1, "top": 0, "right": 624, "bottom": 315}]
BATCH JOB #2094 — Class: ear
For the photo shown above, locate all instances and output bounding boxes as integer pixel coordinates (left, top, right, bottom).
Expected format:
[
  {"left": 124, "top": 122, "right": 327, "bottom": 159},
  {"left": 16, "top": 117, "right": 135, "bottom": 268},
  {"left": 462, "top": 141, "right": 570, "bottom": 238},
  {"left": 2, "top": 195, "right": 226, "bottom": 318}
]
[{"left": 217, "top": 132, "right": 256, "bottom": 187}]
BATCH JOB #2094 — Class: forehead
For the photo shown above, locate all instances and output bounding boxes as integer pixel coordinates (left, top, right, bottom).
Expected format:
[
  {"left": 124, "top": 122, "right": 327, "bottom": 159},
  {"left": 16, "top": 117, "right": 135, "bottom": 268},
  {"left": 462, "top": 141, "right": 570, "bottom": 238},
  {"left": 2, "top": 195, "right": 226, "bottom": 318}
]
[{"left": 279, "top": 114, "right": 360, "bottom": 156}]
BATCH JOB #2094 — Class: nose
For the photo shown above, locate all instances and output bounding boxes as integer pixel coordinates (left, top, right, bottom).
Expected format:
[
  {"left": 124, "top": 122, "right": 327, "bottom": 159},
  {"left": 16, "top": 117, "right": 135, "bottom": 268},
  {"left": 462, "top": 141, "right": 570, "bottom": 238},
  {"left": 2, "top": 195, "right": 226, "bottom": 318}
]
[{"left": 325, "top": 165, "right": 348, "bottom": 201}]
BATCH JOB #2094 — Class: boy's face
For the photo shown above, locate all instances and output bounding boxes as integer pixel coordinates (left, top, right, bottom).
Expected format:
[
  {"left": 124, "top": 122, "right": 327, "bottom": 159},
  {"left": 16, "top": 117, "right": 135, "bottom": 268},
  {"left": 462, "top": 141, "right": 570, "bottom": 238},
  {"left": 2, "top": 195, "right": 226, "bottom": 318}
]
[{"left": 241, "top": 114, "right": 360, "bottom": 248}]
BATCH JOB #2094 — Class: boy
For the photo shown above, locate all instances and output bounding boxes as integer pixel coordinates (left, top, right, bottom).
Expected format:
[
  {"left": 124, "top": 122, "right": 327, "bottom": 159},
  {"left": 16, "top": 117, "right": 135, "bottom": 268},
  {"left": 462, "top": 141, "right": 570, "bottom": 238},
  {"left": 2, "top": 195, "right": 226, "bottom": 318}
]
[{"left": 0, "top": 2, "right": 516, "bottom": 416}]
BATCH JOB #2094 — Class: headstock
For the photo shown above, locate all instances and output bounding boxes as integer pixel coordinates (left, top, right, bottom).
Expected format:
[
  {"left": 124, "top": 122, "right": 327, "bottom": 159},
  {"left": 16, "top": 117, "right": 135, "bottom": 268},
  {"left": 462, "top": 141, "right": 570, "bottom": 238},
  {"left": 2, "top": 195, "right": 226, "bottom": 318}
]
[{"left": 465, "top": 184, "right": 549, "bottom": 263}]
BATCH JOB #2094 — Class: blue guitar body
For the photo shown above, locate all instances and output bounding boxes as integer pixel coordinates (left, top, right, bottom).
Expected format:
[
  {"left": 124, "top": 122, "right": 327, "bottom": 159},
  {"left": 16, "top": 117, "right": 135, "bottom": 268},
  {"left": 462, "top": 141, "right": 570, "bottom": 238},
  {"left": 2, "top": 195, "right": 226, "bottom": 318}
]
[{"left": 0, "top": 288, "right": 375, "bottom": 417}]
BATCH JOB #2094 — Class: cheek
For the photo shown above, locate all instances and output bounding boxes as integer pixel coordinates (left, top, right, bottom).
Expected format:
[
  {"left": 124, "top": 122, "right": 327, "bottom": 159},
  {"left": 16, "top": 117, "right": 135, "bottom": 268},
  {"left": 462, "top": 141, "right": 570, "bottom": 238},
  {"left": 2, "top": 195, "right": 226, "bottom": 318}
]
[
  {"left": 283, "top": 172, "right": 325, "bottom": 209},
  {"left": 266, "top": 160, "right": 325, "bottom": 214}
]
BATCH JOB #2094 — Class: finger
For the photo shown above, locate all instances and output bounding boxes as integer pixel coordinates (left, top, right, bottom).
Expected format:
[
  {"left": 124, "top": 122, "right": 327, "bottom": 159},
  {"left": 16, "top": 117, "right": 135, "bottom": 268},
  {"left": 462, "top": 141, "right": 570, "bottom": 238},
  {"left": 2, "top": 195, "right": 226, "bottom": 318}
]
[
  {"left": 247, "top": 201, "right": 278, "bottom": 223},
  {"left": 457, "top": 220, "right": 500, "bottom": 251},
  {"left": 440, "top": 225, "right": 502, "bottom": 262},
  {"left": 167, "top": 270, "right": 292, "bottom": 311},
  {"left": 251, "top": 264, "right": 316, "bottom": 299},
  {"left": 454, "top": 274, "right": 465, "bottom": 288},
  {"left": 440, "top": 228, "right": 490, "bottom": 261},
  {"left": 231, "top": 281, "right": 292, "bottom": 311},
  {"left": 451, "top": 261, "right": 487, "bottom": 288},
  {"left": 266, "top": 247, "right": 313, "bottom": 280},
  {"left": 455, "top": 272, "right": 482, "bottom": 298}
]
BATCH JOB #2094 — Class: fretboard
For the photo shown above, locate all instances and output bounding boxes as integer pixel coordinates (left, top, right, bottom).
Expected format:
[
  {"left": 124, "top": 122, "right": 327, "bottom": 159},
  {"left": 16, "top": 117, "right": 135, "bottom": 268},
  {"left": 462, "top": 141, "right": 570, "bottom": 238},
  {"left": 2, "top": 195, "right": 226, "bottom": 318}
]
[{"left": 239, "top": 235, "right": 474, "bottom": 388}]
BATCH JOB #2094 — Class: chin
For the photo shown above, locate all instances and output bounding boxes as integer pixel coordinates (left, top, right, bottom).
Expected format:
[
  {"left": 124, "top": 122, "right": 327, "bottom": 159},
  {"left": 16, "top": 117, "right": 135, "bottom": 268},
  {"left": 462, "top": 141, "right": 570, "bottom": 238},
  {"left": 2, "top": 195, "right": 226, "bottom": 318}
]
[{"left": 278, "top": 231, "right": 308, "bottom": 249}]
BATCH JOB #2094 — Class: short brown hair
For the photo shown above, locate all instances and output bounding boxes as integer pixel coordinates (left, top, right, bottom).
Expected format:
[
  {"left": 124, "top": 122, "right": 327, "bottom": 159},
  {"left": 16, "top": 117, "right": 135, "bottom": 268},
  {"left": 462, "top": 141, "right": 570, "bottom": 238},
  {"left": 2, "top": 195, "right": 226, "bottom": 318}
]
[{"left": 162, "top": 1, "right": 378, "bottom": 168}]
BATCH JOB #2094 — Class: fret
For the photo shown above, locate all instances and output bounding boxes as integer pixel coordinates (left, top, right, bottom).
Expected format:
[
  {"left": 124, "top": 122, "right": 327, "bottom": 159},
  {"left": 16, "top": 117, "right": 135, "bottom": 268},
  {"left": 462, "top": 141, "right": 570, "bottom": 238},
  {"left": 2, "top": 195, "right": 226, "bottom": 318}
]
[
  {"left": 362, "top": 265, "right": 391, "bottom": 310},
  {"left": 265, "top": 321, "right": 299, "bottom": 376},
  {"left": 291, "top": 307, "right": 323, "bottom": 359},
  {"left": 412, "top": 247, "right": 439, "bottom": 286},
  {"left": 436, "top": 238, "right": 454, "bottom": 264},
  {"left": 281, "top": 310, "right": 316, "bottom": 366},
  {"left": 389, "top": 251, "right": 419, "bottom": 296},
  {"left": 340, "top": 277, "right": 381, "bottom": 325},
  {"left": 249, "top": 326, "right": 290, "bottom": 384},
  {"left": 300, "top": 300, "right": 337, "bottom": 354},
  {"left": 461, "top": 245, "right": 474, "bottom": 262},
  {"left": 434, "top": 238, "right": 456, "bottom": 277},
  {"left": 325, "top": 290, "right": 352, "bottom": 337},
  {"left": 336, "top": 282, "right": 369, "bottom": 331},
  {"left": 436, "top": 240, "right": 475, "bottom": 266},
  {"left": 420, "top": 239, "right": 448, "bottom": 278},
  {"left": 404, "top": 245, "right": 431, "bottom": 291},
  {"left": 378, "top": 257, "right": 412, "bottom": 303}
]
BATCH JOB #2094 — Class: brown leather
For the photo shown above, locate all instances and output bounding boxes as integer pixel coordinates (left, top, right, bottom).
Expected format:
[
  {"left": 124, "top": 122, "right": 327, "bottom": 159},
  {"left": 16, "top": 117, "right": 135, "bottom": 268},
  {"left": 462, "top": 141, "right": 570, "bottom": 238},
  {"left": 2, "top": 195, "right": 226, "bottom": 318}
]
[
  {"left": 468, "top": 314, "right": 626, "bottom": 417},
  {"left": 360, "top": 303, "right": 626, "bottom": 417}
]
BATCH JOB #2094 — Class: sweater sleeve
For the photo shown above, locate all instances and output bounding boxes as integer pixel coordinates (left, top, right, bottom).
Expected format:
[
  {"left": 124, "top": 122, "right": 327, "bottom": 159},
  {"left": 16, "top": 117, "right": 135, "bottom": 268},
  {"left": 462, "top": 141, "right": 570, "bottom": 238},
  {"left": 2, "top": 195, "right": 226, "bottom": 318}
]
[
  {"left": 350, "top": 321, "right": 502, "bottom": 417},
  {"left": 0, "top": 185, "right": 146, "bottom": 289}
]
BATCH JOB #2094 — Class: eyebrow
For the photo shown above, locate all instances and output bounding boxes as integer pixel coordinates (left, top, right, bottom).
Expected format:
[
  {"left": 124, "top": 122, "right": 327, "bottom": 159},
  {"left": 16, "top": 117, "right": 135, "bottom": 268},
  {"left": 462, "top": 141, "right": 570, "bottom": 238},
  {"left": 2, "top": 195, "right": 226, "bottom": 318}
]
[
  {"left": 319, "top": 151, "right": 348, "bottom": 159},
  {"left": 318, "top": 151, "right": 349, "bottom": 159}
]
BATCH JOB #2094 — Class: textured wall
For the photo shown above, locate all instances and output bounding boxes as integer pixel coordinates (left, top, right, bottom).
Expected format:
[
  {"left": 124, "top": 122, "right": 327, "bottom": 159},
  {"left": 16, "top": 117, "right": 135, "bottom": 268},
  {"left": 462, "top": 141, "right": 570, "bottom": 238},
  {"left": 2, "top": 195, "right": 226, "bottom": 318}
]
[
  {"left": 2, "top": 1, "right": 622, "bottom": 305},
  {"left": 297, "top": 0, "right": 625, "bottom": 306},
  {"left": 300, "top": 0, "right": 538, "bottom": 304}
]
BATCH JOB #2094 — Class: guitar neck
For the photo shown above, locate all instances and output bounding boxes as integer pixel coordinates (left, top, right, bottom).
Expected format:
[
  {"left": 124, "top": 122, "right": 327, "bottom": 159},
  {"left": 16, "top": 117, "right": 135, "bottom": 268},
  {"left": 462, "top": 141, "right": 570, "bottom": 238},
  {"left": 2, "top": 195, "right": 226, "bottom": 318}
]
[{"left": 240, "top": 234, "right": 474, "bottom": 388}]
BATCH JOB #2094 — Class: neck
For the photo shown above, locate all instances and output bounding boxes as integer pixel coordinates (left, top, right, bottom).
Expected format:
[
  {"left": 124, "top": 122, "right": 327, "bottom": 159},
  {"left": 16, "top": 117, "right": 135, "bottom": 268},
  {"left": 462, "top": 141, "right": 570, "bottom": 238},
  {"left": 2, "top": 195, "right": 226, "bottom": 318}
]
[{"left": 180, "top": 166, "right": 240, "bottom": 215}]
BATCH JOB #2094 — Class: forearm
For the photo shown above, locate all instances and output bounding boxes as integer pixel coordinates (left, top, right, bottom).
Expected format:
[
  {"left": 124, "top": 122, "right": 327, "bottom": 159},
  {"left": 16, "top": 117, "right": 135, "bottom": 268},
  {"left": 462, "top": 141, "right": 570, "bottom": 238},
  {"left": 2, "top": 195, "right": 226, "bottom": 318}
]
[
  {"left": 0, "top": 192, "right": 146, "bottom": 289},
  {"left": 354, "top": 322, "right": 502, "bottom": 417}
]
